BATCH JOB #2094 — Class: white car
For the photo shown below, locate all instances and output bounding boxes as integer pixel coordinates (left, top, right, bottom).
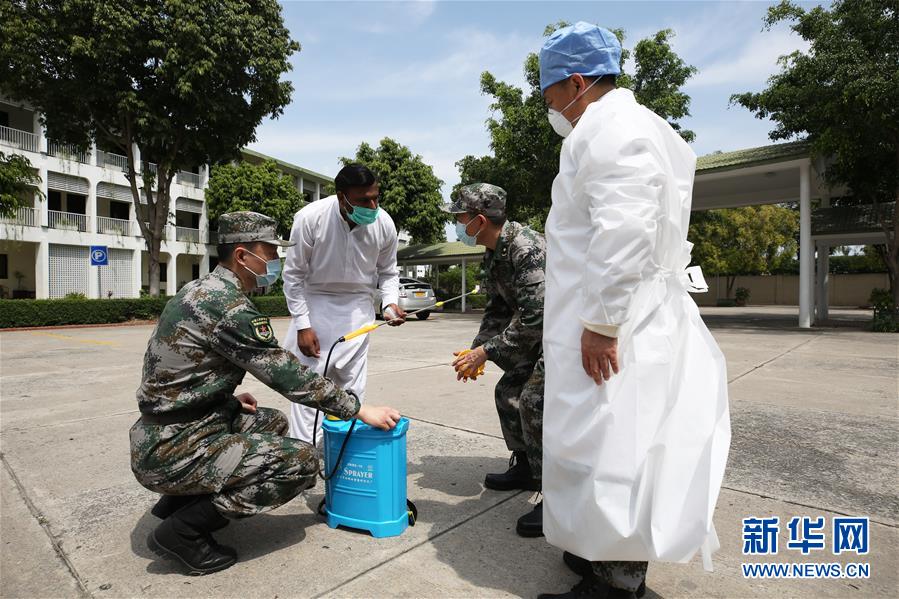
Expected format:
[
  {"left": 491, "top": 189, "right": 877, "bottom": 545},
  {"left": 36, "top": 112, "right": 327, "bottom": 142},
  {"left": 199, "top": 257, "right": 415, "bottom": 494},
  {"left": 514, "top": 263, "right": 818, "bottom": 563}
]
[{"left": 377, "top": 277, "right": 436, "bottom": 320}]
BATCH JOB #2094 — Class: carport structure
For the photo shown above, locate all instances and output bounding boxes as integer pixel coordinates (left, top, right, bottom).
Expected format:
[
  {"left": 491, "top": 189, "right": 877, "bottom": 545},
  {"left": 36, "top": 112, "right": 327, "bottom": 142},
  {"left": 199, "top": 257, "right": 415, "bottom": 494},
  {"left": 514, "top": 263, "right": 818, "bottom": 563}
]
[
  {"left": 396, "top": 242, "right": 485, "bottom": 312},
  {"left": 693, "top": 141, "right": 889, "bottom": 327},
  {"left": 399, "top": 141, "right": 890, "bottom": 326}
]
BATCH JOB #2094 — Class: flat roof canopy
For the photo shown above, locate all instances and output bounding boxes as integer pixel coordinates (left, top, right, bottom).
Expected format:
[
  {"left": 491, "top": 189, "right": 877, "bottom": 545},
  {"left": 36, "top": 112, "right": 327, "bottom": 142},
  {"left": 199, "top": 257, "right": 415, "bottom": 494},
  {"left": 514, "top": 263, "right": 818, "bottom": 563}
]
[{"left": 397, "top": 241, "right": 485, "bottom": 266}]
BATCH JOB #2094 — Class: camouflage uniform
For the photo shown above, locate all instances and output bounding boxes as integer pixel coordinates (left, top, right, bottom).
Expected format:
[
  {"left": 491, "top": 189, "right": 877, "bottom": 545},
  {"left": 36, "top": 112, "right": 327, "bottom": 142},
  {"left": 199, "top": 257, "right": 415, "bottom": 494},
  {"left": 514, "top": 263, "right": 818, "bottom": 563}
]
[
  {"left": 448, "top": 184, "right": 545, "bottom": 479},
  {"left": 130, "top": 212, "right": 359, "bottom": 518}
]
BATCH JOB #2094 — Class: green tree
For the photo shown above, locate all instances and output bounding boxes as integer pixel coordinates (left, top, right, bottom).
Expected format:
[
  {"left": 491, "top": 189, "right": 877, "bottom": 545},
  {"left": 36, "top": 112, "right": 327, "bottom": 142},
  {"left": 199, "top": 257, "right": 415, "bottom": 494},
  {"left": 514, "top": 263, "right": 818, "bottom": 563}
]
[
  {"left": 341, "top": 138, "right": 447, "bottom": 244},
  {"left": 0, "top": 0, "right": 299, "bottom": 295},
  {"left": 731, "top": 0, "right": 899, "bottom": 307},
  {"left": 457, "top": 24, "right": 697, "bottom": 229},
  {"left": 206, "top": 160, "right": 303, "bottom": 238},
  {"left": 0, "top": 152, "right": 42, "bottom": 217},
  {"left": 689, "top": 205, "right": 800, "bottom": 297}
]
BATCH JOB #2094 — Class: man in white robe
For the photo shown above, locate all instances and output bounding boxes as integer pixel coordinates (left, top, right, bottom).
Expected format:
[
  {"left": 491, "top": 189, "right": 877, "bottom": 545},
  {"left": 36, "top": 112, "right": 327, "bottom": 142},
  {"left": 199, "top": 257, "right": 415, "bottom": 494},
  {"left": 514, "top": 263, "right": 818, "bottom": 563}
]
[
  {"left": 537, "top": 23, "right": 731, "bottom": 599},
  {"left": 282, "top": 164, "right": 405, "bottom": 443}
]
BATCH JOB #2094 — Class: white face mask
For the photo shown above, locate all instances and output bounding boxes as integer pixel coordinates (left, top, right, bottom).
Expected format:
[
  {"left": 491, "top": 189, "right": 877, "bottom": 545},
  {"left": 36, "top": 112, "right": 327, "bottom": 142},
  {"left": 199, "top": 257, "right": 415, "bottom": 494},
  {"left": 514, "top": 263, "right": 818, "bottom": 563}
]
[{"left": 546, "top": 76, "right": 602, "bottom": 137}]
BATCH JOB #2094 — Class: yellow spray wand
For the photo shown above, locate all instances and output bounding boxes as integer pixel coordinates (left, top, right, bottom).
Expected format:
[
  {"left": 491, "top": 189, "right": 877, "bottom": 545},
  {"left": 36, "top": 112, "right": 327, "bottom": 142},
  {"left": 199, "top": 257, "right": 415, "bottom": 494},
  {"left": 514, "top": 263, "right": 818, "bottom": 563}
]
[{"left": 339, "top": 285, "right": 481, "bottom": 342}]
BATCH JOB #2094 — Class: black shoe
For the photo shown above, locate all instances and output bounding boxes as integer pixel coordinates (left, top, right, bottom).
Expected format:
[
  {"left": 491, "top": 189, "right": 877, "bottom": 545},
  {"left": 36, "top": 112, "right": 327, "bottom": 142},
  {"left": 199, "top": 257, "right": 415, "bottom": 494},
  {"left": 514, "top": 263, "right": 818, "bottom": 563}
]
[
  {"left": 538, "top": 573, "right": 612, "bottom": 598},
  {"left": 484, "top": 451, "right": 540, "bottom": 491},
  {"left": 562, "top": 554, "right": 647, "bottom": 598},
  {"left": 148, "top": 496, "right": 237, "bottom": 575},
  {"left": 516, "top": 500, "right": 543, "bottom": 537}
]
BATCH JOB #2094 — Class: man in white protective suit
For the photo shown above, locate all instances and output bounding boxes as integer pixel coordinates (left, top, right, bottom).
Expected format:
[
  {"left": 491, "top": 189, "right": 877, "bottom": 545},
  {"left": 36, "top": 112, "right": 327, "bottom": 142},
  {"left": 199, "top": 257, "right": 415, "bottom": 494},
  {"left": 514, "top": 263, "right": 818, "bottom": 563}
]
[
  {"left": 536, "top": 23, "right": 731, "bottom": 599},
  {"left": 282, "top": 164, "right": 406, "bottom": 443}
]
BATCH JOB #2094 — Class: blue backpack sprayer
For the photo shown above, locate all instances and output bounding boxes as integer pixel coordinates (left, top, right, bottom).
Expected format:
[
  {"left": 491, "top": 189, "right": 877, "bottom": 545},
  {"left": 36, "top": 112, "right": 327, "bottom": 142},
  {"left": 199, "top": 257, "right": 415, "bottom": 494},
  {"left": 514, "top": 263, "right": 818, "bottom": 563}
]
[{"left": 312, "top": 285, "right": 480, "bottom": 538}]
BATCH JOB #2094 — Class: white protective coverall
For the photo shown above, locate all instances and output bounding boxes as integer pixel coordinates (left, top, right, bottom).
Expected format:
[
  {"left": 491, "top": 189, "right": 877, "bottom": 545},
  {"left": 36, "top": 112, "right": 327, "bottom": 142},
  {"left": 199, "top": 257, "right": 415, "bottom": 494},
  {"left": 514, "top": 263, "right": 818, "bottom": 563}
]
[
  {"left": 543, "top": 88, "right": 731, "bottom": 566},
  {"left": 282, "top": 195, "right": 400, "bottom": 442}
]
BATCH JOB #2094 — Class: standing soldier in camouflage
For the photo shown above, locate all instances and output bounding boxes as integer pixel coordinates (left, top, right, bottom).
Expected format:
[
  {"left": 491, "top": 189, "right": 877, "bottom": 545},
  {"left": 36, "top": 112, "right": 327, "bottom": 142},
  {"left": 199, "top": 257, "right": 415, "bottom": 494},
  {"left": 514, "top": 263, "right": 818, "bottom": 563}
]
[
  {"left": 447, "top": 183, "right": 546, "bottom": 537},
  {"left": 130, "top": 211, "right": 401, "bottom": 575}
]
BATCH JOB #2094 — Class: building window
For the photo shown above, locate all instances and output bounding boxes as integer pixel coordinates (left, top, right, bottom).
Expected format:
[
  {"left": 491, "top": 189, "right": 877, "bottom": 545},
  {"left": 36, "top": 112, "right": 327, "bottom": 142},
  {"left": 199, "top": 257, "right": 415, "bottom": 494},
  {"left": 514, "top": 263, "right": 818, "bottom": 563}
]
[
  {"left": 0, "top": 111, "right": 9, "bottom": 128},
  {"left": 109, "top": 201, "right": 130, "bottom": 221},
  {"left": 0, "top": 254, "right": 8, "bottom": 279},
  {"left": 48, "top": 190, "right": 62, "bottom": 212},
  {"left": 67, "top": 193, "right": 87, "bottom": 214},
  {"left": 192, "top": 264, "right": 200, "bottom": 280},
  {"left": 159, "top": 262, "right": 167, "bottom": 283}
]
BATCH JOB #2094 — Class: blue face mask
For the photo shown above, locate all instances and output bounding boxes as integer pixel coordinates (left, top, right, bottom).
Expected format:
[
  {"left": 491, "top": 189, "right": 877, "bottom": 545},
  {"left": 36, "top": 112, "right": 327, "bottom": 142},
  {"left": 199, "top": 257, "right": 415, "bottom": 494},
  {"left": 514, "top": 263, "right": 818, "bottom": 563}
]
[
  {"left": 341, "top": 193, "right": 379, "bottom": 226},
  {"left": 243, "top": 250, "right": 282, "bottom": 288},
  {"left": 456, "top": 215, "right": 483, "bottom": 247}
]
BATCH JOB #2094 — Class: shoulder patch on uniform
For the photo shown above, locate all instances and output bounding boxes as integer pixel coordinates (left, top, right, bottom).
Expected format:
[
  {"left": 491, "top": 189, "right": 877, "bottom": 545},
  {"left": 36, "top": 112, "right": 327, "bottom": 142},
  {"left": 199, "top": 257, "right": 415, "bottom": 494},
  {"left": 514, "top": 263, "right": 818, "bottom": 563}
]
[{"left": 250, "top": 316, "right": 274, "bottom": 342}]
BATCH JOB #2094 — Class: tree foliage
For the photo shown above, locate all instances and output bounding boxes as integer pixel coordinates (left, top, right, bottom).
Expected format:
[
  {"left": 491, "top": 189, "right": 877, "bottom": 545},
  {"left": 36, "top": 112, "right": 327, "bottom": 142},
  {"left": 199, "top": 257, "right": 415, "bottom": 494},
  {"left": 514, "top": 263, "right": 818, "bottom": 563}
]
[
  {"left": 206, "top": 160, "right": 303, "bottom": 238},
  {"left": 731, "top": 0, "right": 899, "bottom": 306},
  {"left": 457, "top": 23, "right": 697, "bottom": 229},
  {"left": 0, "top": 152, "right": 42, "bottom": 217},
  {"left": 341, "top": 138, "right": 447, "bottom": 244},
  {"left": 689, "top": 205, "right": 799, "bottom": 296},
  {"left": 0, "top": 0, "right": 299, "bottom": 295}
]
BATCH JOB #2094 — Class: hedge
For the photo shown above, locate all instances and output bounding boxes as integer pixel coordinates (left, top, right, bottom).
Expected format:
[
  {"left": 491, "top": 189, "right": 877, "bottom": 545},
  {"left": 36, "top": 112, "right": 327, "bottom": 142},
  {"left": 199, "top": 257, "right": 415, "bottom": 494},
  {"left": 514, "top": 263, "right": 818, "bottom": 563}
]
[{"left": 0, "top": 295, "right": 291, "bottom": 329}]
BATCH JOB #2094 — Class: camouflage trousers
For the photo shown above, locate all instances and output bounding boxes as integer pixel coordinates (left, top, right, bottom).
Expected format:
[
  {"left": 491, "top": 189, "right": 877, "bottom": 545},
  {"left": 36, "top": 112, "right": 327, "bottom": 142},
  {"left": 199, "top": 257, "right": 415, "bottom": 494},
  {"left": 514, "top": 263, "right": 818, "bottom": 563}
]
[
  {"left": 494, "top": 355, "right": 544, "bottom": 480},
  {"left": 591, "top": 561, "right": 648, "bottom": 592},
  {"left": 130, "top": 406, "right": 318, "bottom": 518}
]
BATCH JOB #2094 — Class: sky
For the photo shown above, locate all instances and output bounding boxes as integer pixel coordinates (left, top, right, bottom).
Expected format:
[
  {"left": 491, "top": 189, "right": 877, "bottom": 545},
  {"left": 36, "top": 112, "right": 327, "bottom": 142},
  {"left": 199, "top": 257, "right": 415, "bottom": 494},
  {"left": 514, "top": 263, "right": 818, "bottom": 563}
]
[{"left": 248, "top": 0, "right": 818, "bottom": 238}]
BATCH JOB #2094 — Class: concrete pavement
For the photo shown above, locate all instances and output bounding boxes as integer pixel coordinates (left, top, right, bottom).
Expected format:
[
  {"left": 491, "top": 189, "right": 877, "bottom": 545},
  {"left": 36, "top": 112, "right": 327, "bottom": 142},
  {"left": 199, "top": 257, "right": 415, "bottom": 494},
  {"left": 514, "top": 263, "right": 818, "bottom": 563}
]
[{"left": 1, "top": 308, "right": 897, "bottom": 598}]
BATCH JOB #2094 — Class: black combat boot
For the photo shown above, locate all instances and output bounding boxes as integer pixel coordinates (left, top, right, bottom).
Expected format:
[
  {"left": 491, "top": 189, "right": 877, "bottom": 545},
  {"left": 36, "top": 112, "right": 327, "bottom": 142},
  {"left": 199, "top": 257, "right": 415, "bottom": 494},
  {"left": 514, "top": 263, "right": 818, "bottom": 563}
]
[
  {"left": 537, "top": 573, "right": 612, "bottom": 598},
  {"left": 151, "top": 495, "right": 194, "bottom": 519},
  {"left": 516, "top": 500, "right": 543, "bottom": 537},
  {"left": 150, "top": 495, "right": 229, "bottom": 531},
  {"left": 484, "top": 451, "right": 540, "bottom": 491},
  {"left": 559, "top": 553, "right": 646, "bottom": 599},
  {"left": 148, "top": 496, "right": 237, "bottom": 575}
]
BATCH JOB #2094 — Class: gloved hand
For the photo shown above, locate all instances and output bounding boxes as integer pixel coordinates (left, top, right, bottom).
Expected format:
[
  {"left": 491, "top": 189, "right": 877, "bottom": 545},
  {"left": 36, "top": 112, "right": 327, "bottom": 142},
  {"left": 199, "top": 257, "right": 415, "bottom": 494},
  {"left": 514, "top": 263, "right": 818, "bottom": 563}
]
[{"left": 452, "top": 348, "right": 486, "bottom": 382}]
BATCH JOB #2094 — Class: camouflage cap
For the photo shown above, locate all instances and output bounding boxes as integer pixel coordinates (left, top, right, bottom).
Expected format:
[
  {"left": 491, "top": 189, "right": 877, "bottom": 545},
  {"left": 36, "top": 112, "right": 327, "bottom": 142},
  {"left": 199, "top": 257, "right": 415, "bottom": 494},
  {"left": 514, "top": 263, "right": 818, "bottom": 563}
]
[
  {"left": 216, "top": 211, "right": 294, "bottom": 247},
  {"left": 444, "top": 183, "right": 507, "bottom": 218}
]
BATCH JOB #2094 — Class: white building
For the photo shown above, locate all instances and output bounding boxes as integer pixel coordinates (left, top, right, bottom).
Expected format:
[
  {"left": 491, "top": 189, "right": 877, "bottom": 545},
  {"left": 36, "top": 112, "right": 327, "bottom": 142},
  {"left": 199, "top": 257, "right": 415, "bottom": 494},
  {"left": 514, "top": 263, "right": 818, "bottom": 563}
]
[{"left": 0, "top": 98, "right": 332, "bottom": 300}]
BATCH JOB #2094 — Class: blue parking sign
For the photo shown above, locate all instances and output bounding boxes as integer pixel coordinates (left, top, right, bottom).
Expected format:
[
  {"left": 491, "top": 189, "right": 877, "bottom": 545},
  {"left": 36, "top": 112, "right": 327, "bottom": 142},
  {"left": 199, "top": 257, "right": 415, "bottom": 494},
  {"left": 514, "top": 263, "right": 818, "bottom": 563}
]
[{"left": 90, "top": 246, "right": 108, "bottom": 266}]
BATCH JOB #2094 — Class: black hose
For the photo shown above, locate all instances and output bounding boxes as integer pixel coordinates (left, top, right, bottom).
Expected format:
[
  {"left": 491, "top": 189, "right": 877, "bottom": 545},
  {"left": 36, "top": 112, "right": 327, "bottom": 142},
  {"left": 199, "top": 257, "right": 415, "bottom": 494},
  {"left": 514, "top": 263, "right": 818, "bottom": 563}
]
[{"left": 313, "top": 337, "right": 359, "bottom": 481}]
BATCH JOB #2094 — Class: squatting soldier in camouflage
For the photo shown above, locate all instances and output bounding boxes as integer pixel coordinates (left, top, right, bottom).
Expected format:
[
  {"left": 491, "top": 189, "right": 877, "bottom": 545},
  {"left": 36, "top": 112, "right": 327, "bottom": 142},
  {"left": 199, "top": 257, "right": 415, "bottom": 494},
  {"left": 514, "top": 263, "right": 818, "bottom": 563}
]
[
  {"left": 446, "top": 183, "right": 546, "bottom": 538},
  {"left": 130, "top": 211, "right": 401, "bottom": 575}
]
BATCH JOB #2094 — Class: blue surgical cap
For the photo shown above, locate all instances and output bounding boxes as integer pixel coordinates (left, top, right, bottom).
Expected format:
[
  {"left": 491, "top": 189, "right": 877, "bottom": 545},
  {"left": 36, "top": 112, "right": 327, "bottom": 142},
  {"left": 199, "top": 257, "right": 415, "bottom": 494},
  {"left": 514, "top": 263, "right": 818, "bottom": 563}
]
[{"left": 539, "top": 22, "right": 622, "bottom": 93}]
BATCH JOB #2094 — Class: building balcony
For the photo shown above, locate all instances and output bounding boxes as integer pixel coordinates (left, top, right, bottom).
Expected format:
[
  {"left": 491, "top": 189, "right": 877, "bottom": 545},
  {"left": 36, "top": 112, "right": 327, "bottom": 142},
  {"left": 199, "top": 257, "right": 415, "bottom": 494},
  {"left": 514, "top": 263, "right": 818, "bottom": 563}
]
[
  {"left": 142, "top": 221, "right": 172, "bottom": 240},
  {"left": 0, "top": 206, "right": 39, "bottom": 227},
  {"left": 97, "top": 216, "right": 132, "bottom": 236},
  {"left": 48, "top": 210, "right": 88, "bottom": 232},
  {"left": 97, "top": 150, "right": 130, "bottom": 173},
  {"left": 47, "top": 140, "right": 89, "bottom": 164},
  {"left": 0, "top": 125, "right": 38, "bottom": 153},
  {"left": 176, "top": 226, "right": 200, "bottom": 243},
  {"left": 176, "top": 171, "right": 200, "bottom": 188}
]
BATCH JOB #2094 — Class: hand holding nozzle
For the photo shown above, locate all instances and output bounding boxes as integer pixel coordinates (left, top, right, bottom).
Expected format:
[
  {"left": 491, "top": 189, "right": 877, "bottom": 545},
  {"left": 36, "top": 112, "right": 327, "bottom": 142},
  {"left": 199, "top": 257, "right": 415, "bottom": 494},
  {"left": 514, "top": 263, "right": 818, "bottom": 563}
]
[
  {"left": 452, "top": 347, "right": 487, "bottom": 382},
  {"left": 339, "top": 285, "right": 483, "bottom": 342}
]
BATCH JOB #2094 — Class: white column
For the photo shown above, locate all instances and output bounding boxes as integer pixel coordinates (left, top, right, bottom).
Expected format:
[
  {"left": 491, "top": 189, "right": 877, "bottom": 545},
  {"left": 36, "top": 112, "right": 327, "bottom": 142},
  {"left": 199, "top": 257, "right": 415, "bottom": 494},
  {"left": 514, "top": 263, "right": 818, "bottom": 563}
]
[
  {"left": 90, "top": 141, "right": 98, "bottom": 167},
  {"left": 166, "top": 254, "right": 178, "bottom": 296},
  {"left": 200, "top": 253, "right": 210, "bottom": 277},
  {"left": 37, "top": 166, "right": 49, "bottom": 227},
  {"left": 315, "top": 182, "right": 321, "bottom": 201},
  {"left": 816, "top": 241, "right": 830, "bottom": 323},
  {"left": 798, "top": 162, "right": 812, "bottom": 328},
  {"left": 87, "top": 178, "right": 98, "bottom": 233},
  {"left": 34, "top": 112, "right": 47, "bottom": 153},
  {"left": 35, "top": 240, "right": 50, "bottom": 299},
  {"left": 200, "top": 164, "right": 210, "bottom": 189},
  {"left": 131, "top": 249, "right": 142, "bottom": 298},
  {"left": 298, "top": 176, "right": 304, "bottom": 198},
  {"left": 132, "top": 143, "right": 141, "bottom": 167},
  {"left": 461, "top": 258, "right": 467, "bottom": 313}
]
